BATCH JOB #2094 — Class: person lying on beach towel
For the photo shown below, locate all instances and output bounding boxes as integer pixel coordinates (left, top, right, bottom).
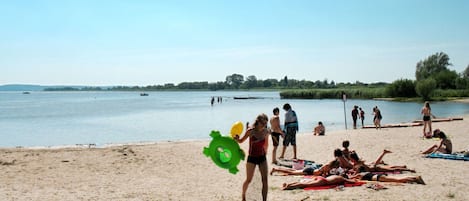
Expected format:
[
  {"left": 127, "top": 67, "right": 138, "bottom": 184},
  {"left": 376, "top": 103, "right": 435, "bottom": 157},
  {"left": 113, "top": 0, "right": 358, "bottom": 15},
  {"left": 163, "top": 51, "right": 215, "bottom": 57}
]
[
  {"left": 421, "top": 129, "right": 452, "bottom": 154},
  {"left": 271, "top": 159, "right": 338, "bottom": 176},
  {"left": 350, "top": 150, "right": 416, "bottom": 173},
  {"left": 281, "top": 175, "right": 358, "bottom": 190},
  {"left": 349, "top": 170, "right": 425, "bottom": 185},
  {"left": 274, "top": 158, "right": 320, "bottom": 169}
]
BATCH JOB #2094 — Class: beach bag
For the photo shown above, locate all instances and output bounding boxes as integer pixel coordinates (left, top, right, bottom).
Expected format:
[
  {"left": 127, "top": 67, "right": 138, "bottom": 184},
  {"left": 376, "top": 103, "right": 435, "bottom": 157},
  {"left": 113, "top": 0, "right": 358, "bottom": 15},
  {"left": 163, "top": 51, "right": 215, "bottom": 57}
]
[{"left": 424, "top": 131, "right": 433, "bottom": 139}]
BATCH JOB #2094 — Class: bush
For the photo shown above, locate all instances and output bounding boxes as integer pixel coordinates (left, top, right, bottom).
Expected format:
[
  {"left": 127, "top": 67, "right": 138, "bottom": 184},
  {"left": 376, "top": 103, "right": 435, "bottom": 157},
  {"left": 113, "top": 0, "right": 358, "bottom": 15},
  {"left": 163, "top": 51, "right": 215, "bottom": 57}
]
[
  {"left": 433, "top": 89, "right": 469, "bottom": 98},
  {"left": 415, "top": 78, "right": 437, "bottom": 100},
  {"left": 386, "top": 79, "right": 416, "bottom": 97},
  {"left": 279, "top": 88, "right": 387, "bottom": 99}
]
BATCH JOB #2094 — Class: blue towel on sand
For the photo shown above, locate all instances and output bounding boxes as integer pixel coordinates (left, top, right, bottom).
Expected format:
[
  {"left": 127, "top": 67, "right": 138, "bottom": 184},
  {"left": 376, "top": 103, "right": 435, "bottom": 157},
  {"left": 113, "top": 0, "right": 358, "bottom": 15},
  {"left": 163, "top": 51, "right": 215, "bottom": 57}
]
[{"left": 426, "top": 153, "right": 469, "bottom": 161}]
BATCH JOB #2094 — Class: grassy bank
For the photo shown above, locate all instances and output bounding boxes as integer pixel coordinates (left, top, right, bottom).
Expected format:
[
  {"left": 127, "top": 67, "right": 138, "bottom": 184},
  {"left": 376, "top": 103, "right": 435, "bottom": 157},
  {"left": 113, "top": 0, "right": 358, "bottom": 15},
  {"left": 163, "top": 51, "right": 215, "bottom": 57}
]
[
  {"left": 279, "top": 87, "right": 387, "bottom": 99},
  {"left": 280, "top": 88, "right": 469, "bottom": 101}
]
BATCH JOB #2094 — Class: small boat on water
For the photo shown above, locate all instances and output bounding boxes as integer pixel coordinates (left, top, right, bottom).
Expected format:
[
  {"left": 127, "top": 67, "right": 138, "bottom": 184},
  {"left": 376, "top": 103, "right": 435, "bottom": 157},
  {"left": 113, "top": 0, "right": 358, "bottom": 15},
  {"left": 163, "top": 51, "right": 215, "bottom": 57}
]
[
  {"left": 22, "top": 91, "right": 31, "bottom": 94},
  {"left": 140, "top": 93, "right": 149, "bottom": 96}
]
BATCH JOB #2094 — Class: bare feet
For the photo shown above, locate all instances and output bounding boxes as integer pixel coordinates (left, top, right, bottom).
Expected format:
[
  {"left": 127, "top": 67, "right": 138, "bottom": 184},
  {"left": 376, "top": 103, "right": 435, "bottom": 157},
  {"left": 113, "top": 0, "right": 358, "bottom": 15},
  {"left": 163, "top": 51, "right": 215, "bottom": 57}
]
[
  {"left": 281, "top": 183, "right": 292, "bottom": 190},
  {"left": 415, "top": 176, "right": 426, "bottom": 185},
  {"left": 383, "top": 149, "right": 392, "bottom": 154}
]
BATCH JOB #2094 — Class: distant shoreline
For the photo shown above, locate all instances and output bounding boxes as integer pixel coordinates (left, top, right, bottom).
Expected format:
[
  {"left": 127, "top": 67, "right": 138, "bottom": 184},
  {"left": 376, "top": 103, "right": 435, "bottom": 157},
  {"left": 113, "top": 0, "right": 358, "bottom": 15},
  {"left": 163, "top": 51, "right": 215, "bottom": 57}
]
[{"left": 451, "top": 98, "right": 469, "bottom": 103}]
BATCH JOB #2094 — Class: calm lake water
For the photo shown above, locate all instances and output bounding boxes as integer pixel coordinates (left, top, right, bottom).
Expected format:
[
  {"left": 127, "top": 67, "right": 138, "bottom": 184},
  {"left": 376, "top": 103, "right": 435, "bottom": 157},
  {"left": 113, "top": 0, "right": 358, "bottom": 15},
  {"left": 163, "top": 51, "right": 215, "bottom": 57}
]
[{"left": 1, "top": 91, "right": 468, "bottom": 148}]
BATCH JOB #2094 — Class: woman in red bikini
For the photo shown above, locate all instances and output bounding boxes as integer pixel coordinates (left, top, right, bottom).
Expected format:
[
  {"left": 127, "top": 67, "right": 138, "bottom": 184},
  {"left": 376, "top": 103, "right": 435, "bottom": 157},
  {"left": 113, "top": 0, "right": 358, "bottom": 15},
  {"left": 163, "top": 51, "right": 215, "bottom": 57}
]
[{"left": 235, "top": 113, "right": 270, "bottom": 201}]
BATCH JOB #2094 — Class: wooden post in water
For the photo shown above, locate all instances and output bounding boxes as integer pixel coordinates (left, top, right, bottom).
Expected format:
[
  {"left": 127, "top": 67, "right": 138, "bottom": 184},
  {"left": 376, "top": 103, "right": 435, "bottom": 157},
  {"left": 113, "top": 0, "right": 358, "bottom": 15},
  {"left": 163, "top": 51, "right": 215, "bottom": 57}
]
[{"left": 342, "top": 92, "right": 347, "bottom": 130}]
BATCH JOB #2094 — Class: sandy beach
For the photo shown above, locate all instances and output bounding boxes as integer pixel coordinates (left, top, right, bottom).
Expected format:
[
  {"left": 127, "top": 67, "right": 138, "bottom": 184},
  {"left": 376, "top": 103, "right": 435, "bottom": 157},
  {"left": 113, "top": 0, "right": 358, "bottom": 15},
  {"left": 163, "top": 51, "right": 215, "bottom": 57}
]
[{"left": 1, "top": 115, "right": 469, "bottom": 201}]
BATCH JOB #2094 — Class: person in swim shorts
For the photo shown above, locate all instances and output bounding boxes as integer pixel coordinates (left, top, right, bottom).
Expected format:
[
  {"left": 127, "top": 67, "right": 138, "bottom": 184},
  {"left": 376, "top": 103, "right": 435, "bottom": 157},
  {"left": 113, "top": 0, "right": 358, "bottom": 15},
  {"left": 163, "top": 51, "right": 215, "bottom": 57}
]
[
  {"left": 269, "top": 107, "right": 284, "bottom": 164},
  {"left": 350, "top": 170, "right": 425, "bottom": 185},
  {"left": 421, "top": 101, "right": 436, "bottom": 137},
  {"left": 280, "top": 103, "right": 299, "bottom": 159}
]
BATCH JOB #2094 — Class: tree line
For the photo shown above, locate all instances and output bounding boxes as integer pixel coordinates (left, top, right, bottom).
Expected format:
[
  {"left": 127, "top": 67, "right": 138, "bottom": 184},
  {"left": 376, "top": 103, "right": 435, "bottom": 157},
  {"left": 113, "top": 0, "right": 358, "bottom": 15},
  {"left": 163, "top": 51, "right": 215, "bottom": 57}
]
[
  {"left": 45, "top": 74, "right": 387, "bottom": 91},
  {"left": 45, "top": 52, "right": 469, "bottom": 101}
]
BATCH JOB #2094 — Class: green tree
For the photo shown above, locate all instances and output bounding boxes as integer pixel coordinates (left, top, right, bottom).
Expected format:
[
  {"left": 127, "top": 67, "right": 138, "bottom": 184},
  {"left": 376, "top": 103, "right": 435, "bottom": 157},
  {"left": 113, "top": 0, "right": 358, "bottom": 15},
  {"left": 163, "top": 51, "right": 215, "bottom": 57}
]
[
  {"left": 415, "top": 52, "right": 452, "bottom": 81},
  {"left": 243, "top": 75, "right": 258, "bottom": 89},
  {"left": 454, "top": 77, "right": 468, "bottom": 89},
  {"left": 433, "top": 70, "right": 458, "bottom": 89},
  {"left": 415, "top": 78, "right": 437, "bottom": 100},
  {"left": 225, "top": 74, "right": 244, "bottom": 89},
  {"left": 262, "top": 79, "right": 278, "bottom": 88},
  {"left": 463, "top": 64, "right": 469, "bottom": 78},
  {"left": 281, "top": 76, "right": 288, "bottom": 87}
]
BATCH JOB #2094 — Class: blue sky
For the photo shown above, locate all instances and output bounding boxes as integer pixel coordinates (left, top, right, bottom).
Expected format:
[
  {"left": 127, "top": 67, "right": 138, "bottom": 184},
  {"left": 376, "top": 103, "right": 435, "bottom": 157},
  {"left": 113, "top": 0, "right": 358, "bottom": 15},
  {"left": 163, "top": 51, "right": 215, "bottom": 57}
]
[{"left": 1, "top": 0, "right": 468, "bottom": 86}]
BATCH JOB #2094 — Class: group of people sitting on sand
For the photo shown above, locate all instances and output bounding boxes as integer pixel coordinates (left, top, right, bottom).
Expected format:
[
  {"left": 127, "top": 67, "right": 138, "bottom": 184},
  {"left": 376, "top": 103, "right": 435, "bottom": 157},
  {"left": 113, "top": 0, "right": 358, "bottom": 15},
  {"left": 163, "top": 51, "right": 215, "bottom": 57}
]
[{"left": 270, "top": 140, "right": 426, "bottom": 190}]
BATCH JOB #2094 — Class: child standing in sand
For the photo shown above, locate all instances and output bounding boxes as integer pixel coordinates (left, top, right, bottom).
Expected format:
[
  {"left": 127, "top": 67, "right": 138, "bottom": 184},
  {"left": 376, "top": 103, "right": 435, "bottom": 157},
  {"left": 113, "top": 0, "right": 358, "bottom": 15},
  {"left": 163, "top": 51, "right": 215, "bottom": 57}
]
[{"left": 234, "top": 113, "right": 270, "bottom": 201}]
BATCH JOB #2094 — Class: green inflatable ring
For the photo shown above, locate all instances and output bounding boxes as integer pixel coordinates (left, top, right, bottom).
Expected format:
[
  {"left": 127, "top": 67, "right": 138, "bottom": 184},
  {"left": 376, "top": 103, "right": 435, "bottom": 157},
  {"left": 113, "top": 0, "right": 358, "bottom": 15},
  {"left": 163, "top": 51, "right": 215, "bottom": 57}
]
[{"left": 203, "top": 130, "right": 245, "bottom": 174}]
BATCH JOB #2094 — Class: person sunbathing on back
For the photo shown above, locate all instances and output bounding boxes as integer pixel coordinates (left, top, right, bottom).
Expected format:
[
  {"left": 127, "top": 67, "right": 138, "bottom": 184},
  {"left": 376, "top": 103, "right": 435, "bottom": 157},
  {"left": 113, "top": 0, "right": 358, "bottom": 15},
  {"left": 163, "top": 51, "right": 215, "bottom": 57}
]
[{"left": 348, "top": 166, "right": 425, "bottom": 185}]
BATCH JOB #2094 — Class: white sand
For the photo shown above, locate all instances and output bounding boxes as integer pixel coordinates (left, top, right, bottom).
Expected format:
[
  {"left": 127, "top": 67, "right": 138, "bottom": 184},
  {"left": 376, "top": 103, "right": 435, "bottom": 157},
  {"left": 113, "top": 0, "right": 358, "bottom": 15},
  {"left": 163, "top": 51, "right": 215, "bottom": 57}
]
[{"left": 1, "top": 115, "right": 468, "bottom": 201}]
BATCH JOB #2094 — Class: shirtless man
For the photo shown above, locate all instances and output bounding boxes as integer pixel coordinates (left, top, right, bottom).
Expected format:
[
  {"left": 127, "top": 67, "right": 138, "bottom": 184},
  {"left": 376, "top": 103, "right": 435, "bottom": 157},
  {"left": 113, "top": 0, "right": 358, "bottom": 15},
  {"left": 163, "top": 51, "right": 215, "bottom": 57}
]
[
  {"left": 270, "top": 107, "right": 284, "bottom": 164},
  {"left": 313, "top": 121, "right": 325, "bottom": 136}
]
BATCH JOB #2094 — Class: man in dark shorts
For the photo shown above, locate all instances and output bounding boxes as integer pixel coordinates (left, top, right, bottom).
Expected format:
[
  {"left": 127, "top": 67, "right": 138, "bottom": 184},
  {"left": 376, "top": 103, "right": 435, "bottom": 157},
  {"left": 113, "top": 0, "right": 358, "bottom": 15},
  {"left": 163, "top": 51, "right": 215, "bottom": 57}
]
[
  {"left": 280, "top": 103, "right": 299, "bottom": 159},
  {"left": 352, "top": 105, "right": 359, "bottom": 129},
  {"left": 270, "top": 107, "right": 284, "bottom": 164}
]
